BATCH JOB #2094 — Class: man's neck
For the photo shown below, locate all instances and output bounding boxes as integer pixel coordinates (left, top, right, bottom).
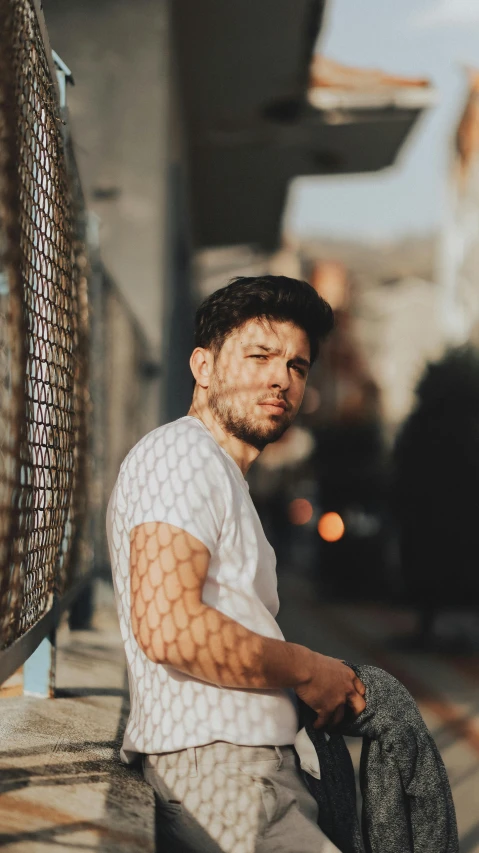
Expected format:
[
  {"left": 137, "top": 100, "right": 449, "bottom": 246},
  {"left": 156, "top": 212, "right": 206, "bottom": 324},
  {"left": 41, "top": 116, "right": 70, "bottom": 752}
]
[{"left": 187, "top": 401, "right": 260, "bottom": 476}]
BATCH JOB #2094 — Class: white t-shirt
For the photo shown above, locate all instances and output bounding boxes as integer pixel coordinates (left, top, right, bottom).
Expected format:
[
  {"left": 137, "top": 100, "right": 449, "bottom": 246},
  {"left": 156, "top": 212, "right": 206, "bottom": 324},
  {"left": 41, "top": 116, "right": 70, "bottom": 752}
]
[{"left": 106, "top": 415, "right": 299, "bottom": 761}]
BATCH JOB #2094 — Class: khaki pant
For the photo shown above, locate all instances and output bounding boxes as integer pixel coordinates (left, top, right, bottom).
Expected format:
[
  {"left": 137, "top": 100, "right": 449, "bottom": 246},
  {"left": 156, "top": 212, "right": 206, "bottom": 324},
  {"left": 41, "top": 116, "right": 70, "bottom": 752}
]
[{"left": 143, "top": 741, "right": 341, "bottom": 853}]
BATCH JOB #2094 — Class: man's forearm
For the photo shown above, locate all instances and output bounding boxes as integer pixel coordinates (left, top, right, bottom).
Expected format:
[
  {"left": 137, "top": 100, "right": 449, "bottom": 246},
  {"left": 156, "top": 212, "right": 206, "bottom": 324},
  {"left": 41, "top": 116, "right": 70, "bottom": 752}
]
[{"left": 136, "top": 598, "right": 312, "bottom": 691}]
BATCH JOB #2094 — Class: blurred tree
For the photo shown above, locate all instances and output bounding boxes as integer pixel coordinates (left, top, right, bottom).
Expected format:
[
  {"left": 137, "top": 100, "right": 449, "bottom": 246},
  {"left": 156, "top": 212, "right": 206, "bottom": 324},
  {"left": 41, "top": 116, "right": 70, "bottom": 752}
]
[{"left": 392, "top": 346, "right": 479, "bottom": 636}]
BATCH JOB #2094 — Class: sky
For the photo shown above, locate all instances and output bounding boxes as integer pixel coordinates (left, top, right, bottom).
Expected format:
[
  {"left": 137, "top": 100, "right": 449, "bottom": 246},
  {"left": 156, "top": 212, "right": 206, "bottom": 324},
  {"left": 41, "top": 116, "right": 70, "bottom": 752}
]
[{"left": 286, "top": 0, "right": 479, "bottom": 242}]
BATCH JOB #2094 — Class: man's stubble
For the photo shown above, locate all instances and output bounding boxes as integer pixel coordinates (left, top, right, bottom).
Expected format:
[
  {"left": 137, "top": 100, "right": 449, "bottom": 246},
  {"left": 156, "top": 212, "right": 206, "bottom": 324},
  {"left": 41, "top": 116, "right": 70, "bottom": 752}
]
[{"left": 208, "top": 370, "right": 293, "bottom": 451}]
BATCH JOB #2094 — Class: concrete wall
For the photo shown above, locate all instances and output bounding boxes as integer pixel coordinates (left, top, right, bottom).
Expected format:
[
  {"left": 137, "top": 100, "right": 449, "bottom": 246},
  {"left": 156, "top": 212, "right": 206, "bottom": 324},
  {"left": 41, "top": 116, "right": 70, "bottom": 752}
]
[
  {"left": 43, "top": 0, "right": 169, "bottom": 358},
  {"left": 43, "top": 0, "right": 197, "bottom": 423}
]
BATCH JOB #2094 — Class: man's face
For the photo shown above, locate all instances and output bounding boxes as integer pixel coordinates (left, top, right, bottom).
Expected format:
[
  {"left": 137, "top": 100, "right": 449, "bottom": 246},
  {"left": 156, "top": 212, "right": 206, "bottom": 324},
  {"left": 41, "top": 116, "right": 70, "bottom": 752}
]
[{"left": 207, "top": 318, "right": 310, "bottom": 450}]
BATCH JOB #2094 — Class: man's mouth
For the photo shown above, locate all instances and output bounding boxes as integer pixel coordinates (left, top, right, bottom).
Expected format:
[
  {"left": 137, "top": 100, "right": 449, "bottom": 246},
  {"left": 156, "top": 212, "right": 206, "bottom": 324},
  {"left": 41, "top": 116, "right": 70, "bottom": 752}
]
[{"left": 259, "top": 399, "right": 288, "bottom": 415}]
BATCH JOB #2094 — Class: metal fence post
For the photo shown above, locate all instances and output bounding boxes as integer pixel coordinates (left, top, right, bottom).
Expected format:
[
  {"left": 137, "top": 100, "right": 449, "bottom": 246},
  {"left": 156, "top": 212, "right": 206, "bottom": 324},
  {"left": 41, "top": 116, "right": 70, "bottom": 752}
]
[{"left": 23, "top": 630, "right": 56, "bottom": 698}]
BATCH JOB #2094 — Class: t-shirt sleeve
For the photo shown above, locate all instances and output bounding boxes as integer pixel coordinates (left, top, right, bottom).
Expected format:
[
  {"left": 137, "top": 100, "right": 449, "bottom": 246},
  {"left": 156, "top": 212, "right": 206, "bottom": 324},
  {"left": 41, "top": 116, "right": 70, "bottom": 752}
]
[{"left": 124, "top": 431, "right": 227, "bottom": 555}]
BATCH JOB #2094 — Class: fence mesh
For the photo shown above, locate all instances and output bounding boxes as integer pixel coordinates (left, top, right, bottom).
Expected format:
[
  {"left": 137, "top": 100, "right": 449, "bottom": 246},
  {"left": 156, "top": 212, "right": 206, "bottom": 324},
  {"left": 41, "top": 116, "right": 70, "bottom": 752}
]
[
  {"left": 0, "top": 0, "right": 87, "bottom": 648},
  {"left": 0, "top": 0, "right": 159, "bottom": 657}
]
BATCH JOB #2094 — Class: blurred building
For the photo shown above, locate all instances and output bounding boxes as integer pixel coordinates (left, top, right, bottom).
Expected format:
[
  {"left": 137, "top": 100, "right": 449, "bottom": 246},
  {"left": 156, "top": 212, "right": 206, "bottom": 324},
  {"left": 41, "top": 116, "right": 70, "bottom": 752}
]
[
  {"left": 440, "top": 68, "right": 479, "bottom": 346},
  {"left": 353, "top": 275, "right": 444, "bottom": 436},
  {"left": 43, "top": 0, "right": 435, "bottom": 428},
  {"left": 172, "top": 3, "right": 434, "bottom": 252},
  {"left": 299, "top": 235, "right": 441, "bottom": 436}
]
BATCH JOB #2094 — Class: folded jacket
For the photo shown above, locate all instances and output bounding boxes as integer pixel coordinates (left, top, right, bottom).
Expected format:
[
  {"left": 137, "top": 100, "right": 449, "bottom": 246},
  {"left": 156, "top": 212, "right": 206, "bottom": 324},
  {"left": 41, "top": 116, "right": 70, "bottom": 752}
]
[{"left": 299, "top": 663, "right": 459, "bottom": 853}]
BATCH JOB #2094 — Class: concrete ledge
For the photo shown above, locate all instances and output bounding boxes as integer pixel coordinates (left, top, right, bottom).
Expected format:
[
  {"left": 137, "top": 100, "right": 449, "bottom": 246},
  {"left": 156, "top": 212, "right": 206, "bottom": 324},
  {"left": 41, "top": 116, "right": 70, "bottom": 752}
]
[{"left": 0, "top": 581, "right": 155, "bottom": 853}]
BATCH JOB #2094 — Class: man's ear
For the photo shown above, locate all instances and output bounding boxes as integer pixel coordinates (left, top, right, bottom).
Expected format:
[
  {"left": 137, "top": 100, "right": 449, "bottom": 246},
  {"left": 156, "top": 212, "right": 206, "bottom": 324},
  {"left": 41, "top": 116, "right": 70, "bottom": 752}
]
[{"left": 190, "top": 347, "right": 212, "bottom": 389}]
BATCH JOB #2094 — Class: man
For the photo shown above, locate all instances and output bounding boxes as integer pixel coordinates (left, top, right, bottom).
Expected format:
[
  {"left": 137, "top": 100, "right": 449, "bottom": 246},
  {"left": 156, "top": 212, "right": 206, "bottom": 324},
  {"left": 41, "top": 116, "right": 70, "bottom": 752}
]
[{"left": 107, "top": 276, "right": 366, "bottom": 853}]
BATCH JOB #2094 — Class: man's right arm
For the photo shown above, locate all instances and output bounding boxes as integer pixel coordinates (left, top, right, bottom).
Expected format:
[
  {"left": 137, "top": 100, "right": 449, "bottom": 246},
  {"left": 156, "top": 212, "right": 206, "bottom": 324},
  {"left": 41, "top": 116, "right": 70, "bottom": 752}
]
[{"left": 130, "top": 521, "right": 366, "bottom": 728}]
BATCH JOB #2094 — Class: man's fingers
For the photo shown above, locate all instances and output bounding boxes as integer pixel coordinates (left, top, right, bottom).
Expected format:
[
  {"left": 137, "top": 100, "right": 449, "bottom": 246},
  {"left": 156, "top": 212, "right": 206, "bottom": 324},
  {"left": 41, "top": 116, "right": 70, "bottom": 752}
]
[
  {"left": 354, "top": 676, "right": 366, "bottom": 697},
  {"left": 313, "top": 704, "right": 347, "bottom": 731},
  {"left": 312, "top": 710, "right": 327, "bottom": 730},
  {"left": 330, "top": 704, "right": 346, "bottom": 728},
  {"left": 348, "top": 690, "right": 367, "bottom": 717}
]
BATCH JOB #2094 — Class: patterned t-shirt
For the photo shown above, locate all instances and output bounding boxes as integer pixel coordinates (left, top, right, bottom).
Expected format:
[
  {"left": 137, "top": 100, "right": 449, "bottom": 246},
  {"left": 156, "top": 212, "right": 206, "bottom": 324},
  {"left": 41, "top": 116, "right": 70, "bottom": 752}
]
[{"left": 106, "top": 416, "right": 299, "bottom": 760}]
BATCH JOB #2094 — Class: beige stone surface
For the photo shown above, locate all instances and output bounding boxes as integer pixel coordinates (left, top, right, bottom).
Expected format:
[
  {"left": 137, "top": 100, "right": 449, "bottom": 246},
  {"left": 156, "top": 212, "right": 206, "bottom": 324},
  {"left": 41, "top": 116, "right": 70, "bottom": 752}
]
[{"left": 0, "top": 581, "right": 154, "bottom": 852}]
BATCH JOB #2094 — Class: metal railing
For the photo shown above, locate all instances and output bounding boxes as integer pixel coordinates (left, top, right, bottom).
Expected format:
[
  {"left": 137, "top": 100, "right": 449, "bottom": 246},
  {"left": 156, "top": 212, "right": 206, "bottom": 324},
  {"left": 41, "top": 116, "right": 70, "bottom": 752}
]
[
  {"left": 0, "top": 0, "right": 84, "bottom": 654},
  {"left": 0, "top": 0, "right": 159, "bottom": 687}
]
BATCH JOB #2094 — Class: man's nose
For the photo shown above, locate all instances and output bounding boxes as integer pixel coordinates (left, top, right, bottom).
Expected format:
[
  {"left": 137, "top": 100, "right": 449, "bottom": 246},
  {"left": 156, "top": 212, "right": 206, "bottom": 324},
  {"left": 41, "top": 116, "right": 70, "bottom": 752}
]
[{"left": 269, "top": 361, "right": 290, "bottom": 390}]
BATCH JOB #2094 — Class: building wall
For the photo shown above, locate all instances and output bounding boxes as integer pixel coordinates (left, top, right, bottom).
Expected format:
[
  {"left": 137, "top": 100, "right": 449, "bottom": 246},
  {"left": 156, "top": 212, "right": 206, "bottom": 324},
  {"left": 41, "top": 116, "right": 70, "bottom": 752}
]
[
  {"left": 43, "top": 0, "right": 169, "bottom": 358},
  {"left": 352, "top": 275, "right": 443, "bottom": 436},
  {"left": 43, "top": 0, "right": 196, "bottom": 423}
]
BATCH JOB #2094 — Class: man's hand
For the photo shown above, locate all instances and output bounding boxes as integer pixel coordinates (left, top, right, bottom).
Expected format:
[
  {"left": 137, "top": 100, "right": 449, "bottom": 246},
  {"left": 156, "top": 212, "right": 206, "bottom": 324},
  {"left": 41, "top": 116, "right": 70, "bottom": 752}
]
[{"left": 295, "top": 650, "right": 366, "bottom": 729}]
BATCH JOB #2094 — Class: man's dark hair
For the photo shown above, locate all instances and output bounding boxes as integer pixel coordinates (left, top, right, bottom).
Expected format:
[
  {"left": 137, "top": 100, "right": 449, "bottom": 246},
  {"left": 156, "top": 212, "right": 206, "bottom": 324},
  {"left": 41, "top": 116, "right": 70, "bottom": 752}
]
[{"left": 194, "top": 275, "right": 334, "bottom": 365}]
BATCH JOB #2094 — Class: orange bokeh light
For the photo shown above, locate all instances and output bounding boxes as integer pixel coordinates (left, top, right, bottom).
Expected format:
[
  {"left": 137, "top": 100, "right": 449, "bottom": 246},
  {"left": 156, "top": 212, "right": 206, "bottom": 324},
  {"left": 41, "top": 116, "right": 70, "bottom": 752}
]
[
  {"left": 288, "top": 498, "right": 313, "bottom": 526},
  {"left": 318, "top": 512, "right": 345, "bottom": 542}
]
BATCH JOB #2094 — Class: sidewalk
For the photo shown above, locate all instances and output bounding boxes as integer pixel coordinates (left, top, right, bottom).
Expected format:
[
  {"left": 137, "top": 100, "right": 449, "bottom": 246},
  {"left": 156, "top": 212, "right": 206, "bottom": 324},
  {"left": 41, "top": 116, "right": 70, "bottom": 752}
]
[{"left": 1, "top": 574, "right": 478, "bottom": 852}]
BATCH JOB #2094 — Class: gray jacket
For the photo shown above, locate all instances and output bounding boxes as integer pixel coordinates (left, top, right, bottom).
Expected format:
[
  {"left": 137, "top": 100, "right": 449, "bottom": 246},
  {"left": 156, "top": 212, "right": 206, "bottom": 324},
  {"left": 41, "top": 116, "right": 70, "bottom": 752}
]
[{"left": 300, "top": 663, "right": 459, "bottom": 853}]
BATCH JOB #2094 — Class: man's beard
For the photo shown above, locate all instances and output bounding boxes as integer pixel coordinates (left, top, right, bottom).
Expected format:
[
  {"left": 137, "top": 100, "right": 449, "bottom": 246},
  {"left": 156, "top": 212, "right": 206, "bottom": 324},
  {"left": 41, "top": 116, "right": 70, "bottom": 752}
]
[{"left": 208, "top": 375, "right": 293, "bottom": 451}]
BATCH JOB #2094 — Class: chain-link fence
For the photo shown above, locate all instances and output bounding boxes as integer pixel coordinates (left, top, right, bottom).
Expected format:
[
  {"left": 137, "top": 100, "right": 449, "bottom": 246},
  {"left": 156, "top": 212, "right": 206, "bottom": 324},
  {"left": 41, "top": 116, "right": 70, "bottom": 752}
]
[
  {"left": 0, "top": 0, "right": 159, "bottom": 664},
  {"left": 0, "top": 0, "right": 82, "bottom": 649}
]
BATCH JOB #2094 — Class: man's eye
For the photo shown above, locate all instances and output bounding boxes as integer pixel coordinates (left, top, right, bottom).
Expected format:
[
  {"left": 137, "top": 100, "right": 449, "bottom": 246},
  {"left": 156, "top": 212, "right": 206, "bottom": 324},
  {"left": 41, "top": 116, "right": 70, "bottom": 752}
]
[
  {"left": 293, "top": 365, "right": 306, "bottom": 377},
  {"left": 250, "top": 354, "right": 268, "bottom": 361}
]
